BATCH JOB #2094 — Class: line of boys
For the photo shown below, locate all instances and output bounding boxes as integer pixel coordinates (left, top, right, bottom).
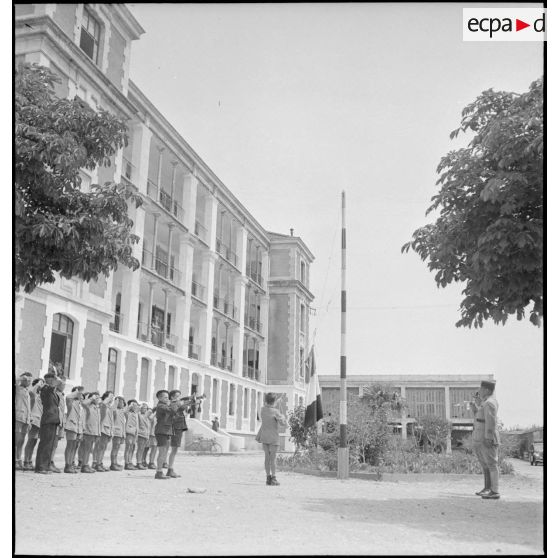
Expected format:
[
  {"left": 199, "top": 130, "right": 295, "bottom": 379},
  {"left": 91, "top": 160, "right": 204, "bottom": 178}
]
[{"left": 15, "top": 371, "right": 194, "bottom": 479}]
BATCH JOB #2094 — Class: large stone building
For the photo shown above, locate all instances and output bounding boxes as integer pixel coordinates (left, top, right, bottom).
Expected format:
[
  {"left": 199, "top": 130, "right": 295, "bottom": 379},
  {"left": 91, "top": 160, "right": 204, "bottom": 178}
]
[
  {"left": 319, "top": 374, "right": 495, "bottom": 449},
  {"left": 14, "top": 4, "right": 314, "bottom": 448}
]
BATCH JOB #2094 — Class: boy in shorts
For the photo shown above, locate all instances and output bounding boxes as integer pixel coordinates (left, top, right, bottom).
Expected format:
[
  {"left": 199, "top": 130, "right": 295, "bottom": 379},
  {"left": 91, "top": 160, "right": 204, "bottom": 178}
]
[
  {"left": 136, "top": 403, "right": 150, "bottom": 469},
  {"left": 23, "top": 378, "right": 44, "bottom": 470},
  {"left": 81, "top": 392, "right": 101, "bottom": 473},
  {"left": 64, "top": 386, "right": 84, "bottom": 473},
  {"left": 93, "top": 391, "right": 115, "bottom": 471},
  {"left": 167, "top": 390, "right": 190, "bottom": 478},
  {"left": 110, "top": 396, "right": 127, "bottom": 471},
  {"left": 146, "top": 408, "right": 157, "bottom": 469}
]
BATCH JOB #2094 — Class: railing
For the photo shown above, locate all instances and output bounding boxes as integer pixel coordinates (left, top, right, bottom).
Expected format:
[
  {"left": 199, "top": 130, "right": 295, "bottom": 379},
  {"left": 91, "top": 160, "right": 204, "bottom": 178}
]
[
  {"left": 191, "top": 280, "right": 206, "bottom": 301},
  {"left": 213, "top": 295, "right": 238, "bottom": 320},
  {"left": 194, "top": 220, "right": 207, "bottom": 242},
  {"left": 243, "top": 363, "right": 261, "bottom": 381},
  {"left": 188, "top": 342, "right": 201, "bottom": 360},
  {"left": 245, "top": 315, "right": 262, "bottom": 333},
  {"left": 216, "top": 238, "right": 238, "bottom": 267},
  {"left": 210, "top": 351, "right": 218, "bottom": 366},
  {"left": 211, "top": 351, "right": 234, "bottom": 371},
  {"left": 250, "top": 270, "right": 263, "bottom": 285},
  {"left": 109, "top": 312, "right": 123, "bottom": 333},
  {"left": 136, "top": 322, "right": 177, "bottom": 353},
  {"left": 146, "top": 179, "right": 185, "bottom": 222},
  {"left": 142, "top": 248, "right": 182, "bottom": 288},
  {"left": 451, "top": 403, "right": 475, "bottom": 419}
]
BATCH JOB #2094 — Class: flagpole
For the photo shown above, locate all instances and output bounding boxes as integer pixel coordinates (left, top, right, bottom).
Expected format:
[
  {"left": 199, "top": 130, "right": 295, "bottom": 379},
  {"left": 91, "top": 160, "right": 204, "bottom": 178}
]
[{"left": 338, "top": 191, "right": 349, "bottom": 479}]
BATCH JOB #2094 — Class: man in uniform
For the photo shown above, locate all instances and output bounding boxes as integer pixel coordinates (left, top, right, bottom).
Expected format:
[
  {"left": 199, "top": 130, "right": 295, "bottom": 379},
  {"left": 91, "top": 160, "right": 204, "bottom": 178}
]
[{"left": 471, "top": 379, "right": 500, "bottom": 499}]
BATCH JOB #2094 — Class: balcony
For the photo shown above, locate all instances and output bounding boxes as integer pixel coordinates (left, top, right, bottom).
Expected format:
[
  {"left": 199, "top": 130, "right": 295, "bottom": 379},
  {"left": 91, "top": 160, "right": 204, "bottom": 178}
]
[
  {"left": 146, "top": 178, "right": 185, "bottom": 223},
  {"left": 211, "top": 351, "right": 234, "bottom": 371},
  {"left": 191, "top": 280, "right": 206, "bottom": 302},
  {"left": 137, "top": 322, "right": 178, "bottom": 353},
  {"left": 194, "top": 220, "right": 208, "bottom": 243},
  {"left": 243, "top": 363, "right": 261, "bottom": 381},
  {"left": 216, "top": 238, "right": 238, "bottom": 267},
  {"left": 249, "top": 270, "right": 263, "bottom": 286},
  {"left": 142, "top": 248, "right": 182, "bottom": 289},
  {"left": 213, "top": 295, "right": 238, "bottom": 321},
  {"left": 245, "top": 315, "right": 263, "bottom": 334},
  {"left": 109, "top": 312, "right": 123, "bottom": 333},
  {"left": 188, "top": 342, "right": 201, "bottom": 360}
]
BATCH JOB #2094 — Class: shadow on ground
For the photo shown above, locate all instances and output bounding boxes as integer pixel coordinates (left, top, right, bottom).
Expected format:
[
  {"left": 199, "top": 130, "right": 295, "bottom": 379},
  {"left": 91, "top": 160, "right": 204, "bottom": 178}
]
[{"left": 303, "top": 494, "right": 543, "bottom": 549}]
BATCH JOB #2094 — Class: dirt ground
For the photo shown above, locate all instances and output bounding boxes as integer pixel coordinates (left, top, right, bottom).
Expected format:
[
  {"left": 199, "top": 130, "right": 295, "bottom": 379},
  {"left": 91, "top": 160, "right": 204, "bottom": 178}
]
[{"left": 14, "top": 452, "right": 544, "bottom": 556}]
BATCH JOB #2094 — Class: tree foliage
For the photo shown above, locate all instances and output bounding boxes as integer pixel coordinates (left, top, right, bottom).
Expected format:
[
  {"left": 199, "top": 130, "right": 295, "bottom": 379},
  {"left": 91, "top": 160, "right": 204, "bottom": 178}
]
[
  {"left": 15, "top": 63, "right": 143, "bottom": 293},
  {"left": 287, "top": 404, "right": 317, "bottom": 453},
  {"left": 402, "top": 78, "right": 543, "bottom": 328},
  {"left": 414, "top": 415, "right": 452, "bottom": 453}
]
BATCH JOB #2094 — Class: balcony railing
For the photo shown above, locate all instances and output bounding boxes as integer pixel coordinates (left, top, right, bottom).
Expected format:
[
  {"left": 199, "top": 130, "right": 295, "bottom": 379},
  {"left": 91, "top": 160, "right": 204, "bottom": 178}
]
[
  {"left": 213, "top": 295, "right": 238, "bottom": 320},
  {"left": 146, "top": 178, "right": 185, "bottom": 222},
  {"left": 109, "top": 312, "right": 123, "bottom": 333},
  {"left": 211, "top": 351, "right": 234, "bottom": 371},
  {"left": 137, "top": 322, "right": 178, "bottom": 353},
  {"left": 451, "top": 403, "right": 474, "bottom": 420},
  {"left": 188, "top": 342, "right": 201, "bottom": 360},
  {"left": 211, "top": 351, "right": 218, "bottom": 367},
  {"left": 142, "top": 248, "right": 182, "bottom": 288},
  {"left": 245, "top": 315, "right": 262, "bottom": 333},
  {"left": 191, "top": 280, "right": 206, "bottom": 301},
  {"left": 194, "top": 220, "right": 208, "bottom": 242},
  {"left": 243, "top": 363, "right": 261, "bottom": 381},
  {"left": 216, "top": 238, "right": 238, "bottom": 267},
  {"left": 250, "top": 270, "right": 263, "bottom": 286}
]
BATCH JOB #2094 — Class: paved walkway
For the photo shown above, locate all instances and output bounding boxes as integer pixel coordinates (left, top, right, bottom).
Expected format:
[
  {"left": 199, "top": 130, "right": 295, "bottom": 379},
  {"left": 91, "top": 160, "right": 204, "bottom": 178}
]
[{"left": 15, "top": 453, "right": 543, "bottom": 555}]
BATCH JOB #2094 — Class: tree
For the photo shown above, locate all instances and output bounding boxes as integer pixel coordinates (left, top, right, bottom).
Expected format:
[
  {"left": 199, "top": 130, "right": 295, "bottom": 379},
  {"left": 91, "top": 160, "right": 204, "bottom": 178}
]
[
  {"left": 15, "top": 63, "right": 143, "bottom": 294},
  {"left": 415, "top": 415, "right": 452, "bottom": 453},
  {"left": 402, "top": 78, "right": 543, "bottom": 328},
  {"left": 287, "top": 404, "right": 317, "bottom": 454}
]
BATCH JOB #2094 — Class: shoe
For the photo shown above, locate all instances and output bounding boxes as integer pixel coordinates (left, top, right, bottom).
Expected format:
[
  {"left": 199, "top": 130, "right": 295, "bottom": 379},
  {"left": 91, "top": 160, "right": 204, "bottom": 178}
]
[
  {"left": 266, "top": 475, "right": 272, "bottom": 485},
  {"left": 269, "top": 475, "right": 280, "bottom": 486},
  {"left": 136, "top": 464, "right": 147, "bottom": 470},
  {"left": 154, "top": 471, "right": 169, "bottom": 480},
  {"left": 23, "top": 461, "right": 34, "bottom": 471},
  {"left": 72, "top": 465, "right": 80, "bottom": 473},
  {"left": 166, "top": 468, "right": 181, "bottom": 478},
  {"left": 78, "top": 461, "right": 83, "bottom": 468},
  {"left": 81, "top": 465, "right": 96, "bottom": 473},
  {"left": 475, "top": 488, "right": 491, "bottom": 496},
  {"left": 49, "top": 464, "right": 61, "bottom": 473},
  {"left": 142, "top": 462, "right": 148, "bottom": 468},
  {"left": 481, "top": 490, "right": 500, "bottom": 500},
  {"left": 148, "top": 463, "right": 156, "bottom": 470},
  {"left": 163, "top": 462, "right": 168, "bottom": 468},
  {"left": 64, "top": 465, "right": 75, "bottom": 473},
  {"left": 15, "top": 461, "right": 23, "bottom": 471},
  {"left": 124, "top": 463, "right": 136, "bottom": 470},
  {"left": 35, "top": 469, "right": 51, "bottom": 474},
  {"left": 94, "top": 464, "right": 106, "bottom": 472},
  {"left": 110, "top": 464, "right": 123, "bottom": 471}
]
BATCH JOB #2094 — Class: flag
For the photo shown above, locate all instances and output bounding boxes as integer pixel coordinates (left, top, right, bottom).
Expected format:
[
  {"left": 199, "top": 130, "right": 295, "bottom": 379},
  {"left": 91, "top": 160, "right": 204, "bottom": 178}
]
[{"left": 304, "top": 346, "right": 323, "bottom": 428}]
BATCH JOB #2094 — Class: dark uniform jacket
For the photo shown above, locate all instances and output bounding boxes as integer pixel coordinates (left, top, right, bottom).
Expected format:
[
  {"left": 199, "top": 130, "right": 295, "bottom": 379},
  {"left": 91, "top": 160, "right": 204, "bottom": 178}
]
[
  {"left": 40, "top": 384, "right": 61, "bottom": 426},
  {"left": 154, "top": 402, "right": 174, "bottom": 435}
]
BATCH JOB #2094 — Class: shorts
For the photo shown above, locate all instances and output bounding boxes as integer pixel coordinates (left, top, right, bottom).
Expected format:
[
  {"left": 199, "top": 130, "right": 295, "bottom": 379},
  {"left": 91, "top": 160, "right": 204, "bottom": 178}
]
[
  {"left": 171, "top": 430, "right": 183, "bottom": 448},
  {"left": 28, "top": 425, "right": 40, "bottom": 440},
  {"left": 125, "top": 433, "right": 137, "bottom": 446},
  {"left": 56, "top": 425, "right": 65, "bottom": 439},
  {"left": 65, "top": 430, "right": 79, "bottom": 441},
  {"left": 149, "top": 435, "right": 157, "bottom": 447},
  {"left": 112, "top": 435, "right": 124, "bottom": 445},
  {"left": 155, "top": 434, "right": 171, "bottom": 447},
  {"left": 15, "top": 421, "right": 30, "bottom": 435}
]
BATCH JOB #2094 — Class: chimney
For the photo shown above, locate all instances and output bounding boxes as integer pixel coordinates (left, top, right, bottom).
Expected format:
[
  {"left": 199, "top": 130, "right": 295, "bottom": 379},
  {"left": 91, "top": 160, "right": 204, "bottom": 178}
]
[{"left": 290, "top": 228, "right": 294, "bottom": 237}]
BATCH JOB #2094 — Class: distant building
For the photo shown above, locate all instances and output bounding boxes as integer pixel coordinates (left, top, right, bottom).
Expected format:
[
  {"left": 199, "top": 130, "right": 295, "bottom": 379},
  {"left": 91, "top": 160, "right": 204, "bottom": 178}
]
[
  {"left": 319, "top": 374, "right": 495, "bottom": 449},
  {"left": 14, "top": 4, "right": 314, "bottom": 445}
]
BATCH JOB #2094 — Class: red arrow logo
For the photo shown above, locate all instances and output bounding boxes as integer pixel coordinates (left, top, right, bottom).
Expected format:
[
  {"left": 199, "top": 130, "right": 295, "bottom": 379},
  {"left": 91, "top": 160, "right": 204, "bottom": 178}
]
[{"left": 516, "top": 19, "right": 530, "bottom": 31}]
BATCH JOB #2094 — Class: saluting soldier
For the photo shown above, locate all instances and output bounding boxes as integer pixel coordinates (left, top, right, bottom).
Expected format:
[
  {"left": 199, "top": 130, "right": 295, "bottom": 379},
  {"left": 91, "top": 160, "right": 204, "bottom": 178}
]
[{"left": 471, "top": 379, "right": 500, "bottom": 499}]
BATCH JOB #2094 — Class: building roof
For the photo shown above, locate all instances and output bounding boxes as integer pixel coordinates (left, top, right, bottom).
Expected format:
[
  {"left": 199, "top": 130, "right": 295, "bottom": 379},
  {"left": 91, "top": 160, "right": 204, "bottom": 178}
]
[
  {"left": 267, "top": 231, "right": 315, "bottom": 261},
  {"left": 319, "top": 373, "right": 494, "bottom": 385}
]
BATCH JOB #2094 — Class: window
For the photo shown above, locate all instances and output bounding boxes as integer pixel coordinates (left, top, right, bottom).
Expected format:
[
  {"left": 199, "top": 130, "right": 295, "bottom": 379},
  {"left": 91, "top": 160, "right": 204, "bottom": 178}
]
[
  {"left": 49, "top": 314, "right": 74, "bottom": 377},
  {"left": 168, "top": 366, "right": 176, "bottom": 391},
  {"left": 80, "top": 8, "right": 101, "bottom": 63},
  {"left": 139, "top": 358, "right": 150, "bottom": 401},
  {"left": 229, "top": 384, "right": 236, "bottom": 415},
  {"left": 107, "top": 349, "right": 117, "bottom": 392},
  {"left": 243, "top": 388, "right": 249, "bottom": 418},
  {"left": 300, "top": 304, "right": 305, "bottom": 333},
  {"left": 299, "top": 348, "right": 305, "bottom": 378},
  {"left": 300, "top": 260, "right": 306, "bottom": 284}
]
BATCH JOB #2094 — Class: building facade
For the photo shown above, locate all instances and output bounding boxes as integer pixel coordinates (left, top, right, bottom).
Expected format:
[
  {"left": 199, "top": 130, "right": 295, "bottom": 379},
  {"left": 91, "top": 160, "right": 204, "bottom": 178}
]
[
  {"left": 319, "top": 374, "right": 495, "bottom": 449},
  {"left": 14, "top": 4, "right": 314, "bottom": 445}
]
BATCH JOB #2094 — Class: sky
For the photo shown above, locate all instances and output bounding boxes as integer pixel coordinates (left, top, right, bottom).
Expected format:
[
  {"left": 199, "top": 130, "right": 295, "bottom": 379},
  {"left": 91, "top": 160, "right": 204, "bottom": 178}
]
[{"left": 125, "top": 3, "right": 544, "bottom": 428}]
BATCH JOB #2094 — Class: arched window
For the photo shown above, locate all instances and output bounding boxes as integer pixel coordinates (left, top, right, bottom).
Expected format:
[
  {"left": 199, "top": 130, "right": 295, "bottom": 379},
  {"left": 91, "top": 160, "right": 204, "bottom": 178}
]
[
  {"left": 107, "top": 348, "right": 118, "bottom": 392},
  {"left": 49, "top": 313, "right": 74, "bottom": 377}
]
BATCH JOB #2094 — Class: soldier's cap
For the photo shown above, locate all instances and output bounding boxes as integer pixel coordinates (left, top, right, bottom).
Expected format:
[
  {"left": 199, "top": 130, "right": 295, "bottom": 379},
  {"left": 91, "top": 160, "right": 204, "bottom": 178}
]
[{"left": 480, "top": 380, "right": 496, "bottom": 389}]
